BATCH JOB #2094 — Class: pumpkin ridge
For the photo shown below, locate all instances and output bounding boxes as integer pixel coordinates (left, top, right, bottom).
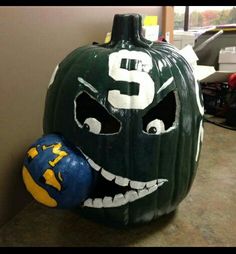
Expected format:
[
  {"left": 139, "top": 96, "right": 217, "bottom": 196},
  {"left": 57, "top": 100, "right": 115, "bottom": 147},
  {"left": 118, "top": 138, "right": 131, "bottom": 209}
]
[
  {"left": 145, "top": 46, "right": 175, "bottom": 212},
  {"left": 149, "top": 45, "right": 198, "bottom": 210},
  {"left": 156, "top": 49, "right": 181, "bottom": 212},
  {"left": 169, "top": 56, "right": 200, "bottom": 204},
  {"left": 145, "top": 48, "right": 176, "bottom": 212},
  {"left": 167, "top": 61, "right": 191, "bottom": 206}
]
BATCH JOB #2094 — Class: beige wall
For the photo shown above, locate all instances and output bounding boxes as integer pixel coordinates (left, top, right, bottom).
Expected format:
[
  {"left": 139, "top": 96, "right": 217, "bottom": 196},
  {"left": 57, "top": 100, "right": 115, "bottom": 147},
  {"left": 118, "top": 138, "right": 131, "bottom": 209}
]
[{"left": 0, "top": 6, "right": 162, "bottom": 226}]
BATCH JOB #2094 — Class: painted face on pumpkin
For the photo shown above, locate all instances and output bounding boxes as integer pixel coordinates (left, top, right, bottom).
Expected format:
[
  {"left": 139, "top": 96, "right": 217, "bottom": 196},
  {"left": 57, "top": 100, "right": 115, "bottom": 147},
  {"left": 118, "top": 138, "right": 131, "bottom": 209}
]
[
  {"left": 69, "top": 49, "right": 182, "bottom": 208},
  {"left": 43, "top": 14, "right": 204, "bottom": 226}
]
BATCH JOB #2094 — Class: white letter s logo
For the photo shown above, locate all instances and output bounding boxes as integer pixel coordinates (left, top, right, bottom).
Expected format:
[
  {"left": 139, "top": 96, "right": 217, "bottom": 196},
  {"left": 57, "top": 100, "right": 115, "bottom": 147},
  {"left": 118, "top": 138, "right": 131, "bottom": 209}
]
[{"left": 108, "top": 50, "right": 155, "bottom": 109}]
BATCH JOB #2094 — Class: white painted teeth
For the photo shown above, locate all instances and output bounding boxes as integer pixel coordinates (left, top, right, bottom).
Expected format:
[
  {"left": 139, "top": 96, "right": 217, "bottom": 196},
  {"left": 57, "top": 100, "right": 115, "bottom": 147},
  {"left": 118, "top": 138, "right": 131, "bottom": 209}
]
[
  {"left": 103, "top": 196, "right": 113, "bottom": 208},
  {"left": 149, "top": 185, "right": 158, "bottom": 194},
  {"left": 83, "top": 154, "right": 89, "bottom": 160},
  {"left": 158, "top": 179, "right": 168, "bottom": 186},
  {"left": 125, "top": 190, "right": 138, "bottom": 202},
  {"left": 138, "top": 188, "right": 149, "bottom": 198},
  {"left": 101, "top": 168, "right": 115, "bottom": 181},
  {"left": 83, "top": 199, "right": 93, "bottom": 207},
  {"left": 130, "top": 180, "right": 146, "bottom": 189},
  {"left": 115, "top": 176, "right": 129, "bottom": 186},
  {"left": 83, "top": 151, "right": 162, "bottom": 189},
  {"left": 87, "top": 158, "right": 101, "bottom": 171},
  {"left": 83, "top": 183, "right": 166, "bottom": 208},
  {"left": 79, "top": 148, "right": 168, "bottom": 208},
  {"left": 93, "top": 198, "right": 103, "bottom": 208},
  {"left": 146, "top": 180, "right": 157, "bottom": 188},
  {"left": 158, "top": 178, "right": 168, "bottom": 182},
  {"left": 113, "top": 194, "right": 127, "bottom": 207}
]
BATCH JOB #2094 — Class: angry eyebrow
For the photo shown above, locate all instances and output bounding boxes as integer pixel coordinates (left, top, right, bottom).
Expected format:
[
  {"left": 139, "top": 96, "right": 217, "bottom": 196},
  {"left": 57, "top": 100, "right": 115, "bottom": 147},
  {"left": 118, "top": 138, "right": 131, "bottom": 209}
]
[
  {"left": 78, "top": 77, "right": 98, "bottom": 93},
  {"left": 157, "top": 77, "right": 174, "bottom": 94}
]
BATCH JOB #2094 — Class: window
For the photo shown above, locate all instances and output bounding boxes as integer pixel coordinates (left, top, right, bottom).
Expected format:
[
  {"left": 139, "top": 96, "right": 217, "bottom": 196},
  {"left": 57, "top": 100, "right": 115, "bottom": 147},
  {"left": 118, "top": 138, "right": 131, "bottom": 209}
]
[
  {"left": 173, "top": 6, "right": 236, "bottom": 49},
  {"left": 174, "top": 6, "right": 236, "bottom": 31}
]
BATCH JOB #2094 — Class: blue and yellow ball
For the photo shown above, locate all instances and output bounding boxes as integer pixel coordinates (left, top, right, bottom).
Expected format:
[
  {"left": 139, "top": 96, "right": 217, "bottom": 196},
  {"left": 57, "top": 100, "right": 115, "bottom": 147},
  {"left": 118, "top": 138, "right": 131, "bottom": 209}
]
[{"left": 22, "top": 134, "right": 93, "bottom": 208}]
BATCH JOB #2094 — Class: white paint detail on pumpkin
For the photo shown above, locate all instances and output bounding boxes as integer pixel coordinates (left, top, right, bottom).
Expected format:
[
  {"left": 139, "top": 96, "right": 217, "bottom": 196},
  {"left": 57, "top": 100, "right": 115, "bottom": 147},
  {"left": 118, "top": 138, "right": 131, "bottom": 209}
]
[
  {"left": 79, "top": 147, "right": 167, "bottom": 189},
  {"left": 103, "top": 197, "right": 113, "bottom": 208},
  {"left": 84, "top": 117, "right": 101, "bottom": 134},
  {"left": 138, "top": 189, "right": 149, "bottom": 198},
  {"left": 79, "top": 145, "right": 168, "bottom": 208},
  {"left": 174, "top": 90, "right": 181, "bottom": 124},
  {"left": 164, "top": 90, "right": 181, "bottom": 133},
  {"left": 195, "top": 119, "right": 204, "bottom": 162},
  {"left": 83, "top": 181, "right": 167, "bottom": 208},
  {"left": 115, "top": 176, "right": 129, "bottom": 186},
  {"left": 101, "top": 168, "right": 116, "bottom": 181},
  {"left": 130, "top": 180, "right": 146, "bottom": 190},
  {"left": 83, "top": 199, "right": 93, "bottom": 207},
  {"left": 125, "top": 190, "right": 139, "bottom": 203},
  {"left": 74, "top": 92, "right": 83, "bottom": 129},
  {"left": 195, "top": 79, "right": 204, "bottom": 116},
  {"left": 156, "top": 77, "right": 174, "bottom": 94},
  {"left": 48, "top": 65, "right": 59, "bottom": 88},
  {"left": 149, "top": 185, "right": 158, "bottom": 193},
  {"left": 165, "top": 125, "right": 176, "bottom": 133},
  {"left": 146, "top": 180, "right": 157, "bottom": 188},
  {"left": 158, "top": 60, "right": 164, "bottom": 71},
  {"left": 78, "top": 77, "right": 98, "bottom": 93},
  {"left": 146, "top": 119, "right": 165, "bottom": 134},
  {"left": 158, "top": 179, "right": 169, "bottom": 184},
  {"left": 108, "top": 50, "right": 155, "bottom": 109},
  {"left": 113, "top": 194, "right": 127, "bottom": 207},
  {"left": 93, "top": 198, "right": 103, "bottom": 208},
  {"left": 87, "top": 158, "right": 100, "bottom": 171}
]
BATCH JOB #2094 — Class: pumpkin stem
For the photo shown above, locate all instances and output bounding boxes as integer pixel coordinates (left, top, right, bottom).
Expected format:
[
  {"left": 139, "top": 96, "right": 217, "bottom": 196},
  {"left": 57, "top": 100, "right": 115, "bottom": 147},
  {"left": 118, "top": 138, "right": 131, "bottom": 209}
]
[{"left": 109, "top": 14, "right": 152, "bottom": 48}]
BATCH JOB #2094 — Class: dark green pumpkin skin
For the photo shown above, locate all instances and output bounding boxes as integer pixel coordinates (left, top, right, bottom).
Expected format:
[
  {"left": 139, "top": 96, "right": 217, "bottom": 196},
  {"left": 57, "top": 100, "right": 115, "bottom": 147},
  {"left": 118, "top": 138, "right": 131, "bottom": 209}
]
[{"left": 43, "top": 14, "right": 204, "bottom": 227}]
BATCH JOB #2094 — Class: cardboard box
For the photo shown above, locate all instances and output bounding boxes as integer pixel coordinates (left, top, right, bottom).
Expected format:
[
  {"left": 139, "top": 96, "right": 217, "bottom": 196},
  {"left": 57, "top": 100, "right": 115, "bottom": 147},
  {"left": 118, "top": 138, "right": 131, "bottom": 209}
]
[
  {"left": 179, "top": 45, "right": 235, "bottom": 83},
  {"left": 179, "top": 44, "right": 199, "bottom": 69},
  {"left": 142, "top": 25, "right": 159, "bottom": 41},
  {"left": 173, "top": 31, "right": 195, "bottom": 49},
  {"left": 219, "top": 63, "right": 236, "bottom": 72},
  {"left": 219, "top": 47, "right": 236, "bottom": 63},
  {"left": 218, "top": 47, "right": 236, "bottom": 71},
  {"left": 142, "top": 15, "right": 159, "bottom": 42}
]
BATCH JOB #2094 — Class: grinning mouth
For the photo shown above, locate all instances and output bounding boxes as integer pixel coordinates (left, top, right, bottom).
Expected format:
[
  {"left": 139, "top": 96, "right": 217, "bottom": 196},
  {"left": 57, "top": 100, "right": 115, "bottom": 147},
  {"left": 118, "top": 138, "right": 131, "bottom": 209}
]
[{"left": 79, "top": 148, "right": 168, "bottom": 208}]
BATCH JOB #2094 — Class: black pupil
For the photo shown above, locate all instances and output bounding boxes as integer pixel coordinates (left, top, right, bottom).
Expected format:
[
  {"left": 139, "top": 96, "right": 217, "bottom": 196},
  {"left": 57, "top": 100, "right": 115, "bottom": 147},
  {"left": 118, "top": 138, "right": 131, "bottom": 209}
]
[
  {"left": 149, "top": 127, "right": 157, "bottom": 133},
  {"left": 83, "top": 123, "right": 90, "bottom": 131}
]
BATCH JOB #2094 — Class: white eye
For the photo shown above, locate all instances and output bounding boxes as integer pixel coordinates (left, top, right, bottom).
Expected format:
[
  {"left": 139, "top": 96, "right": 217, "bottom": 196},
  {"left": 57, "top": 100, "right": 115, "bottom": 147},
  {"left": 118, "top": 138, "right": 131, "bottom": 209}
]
[
  {"left": 83, "top": 117, "right": 102, "bottom": 134},
  {"left": 146, "top": 119, "right": 165, "bottom": 134}
]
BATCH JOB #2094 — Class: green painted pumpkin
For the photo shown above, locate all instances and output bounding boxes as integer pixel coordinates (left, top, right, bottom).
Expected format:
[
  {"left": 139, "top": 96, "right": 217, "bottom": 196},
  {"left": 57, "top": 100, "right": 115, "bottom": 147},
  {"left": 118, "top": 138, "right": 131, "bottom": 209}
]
[{"left": 43, "top": 14, "right": 204, "bottom": 227}]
